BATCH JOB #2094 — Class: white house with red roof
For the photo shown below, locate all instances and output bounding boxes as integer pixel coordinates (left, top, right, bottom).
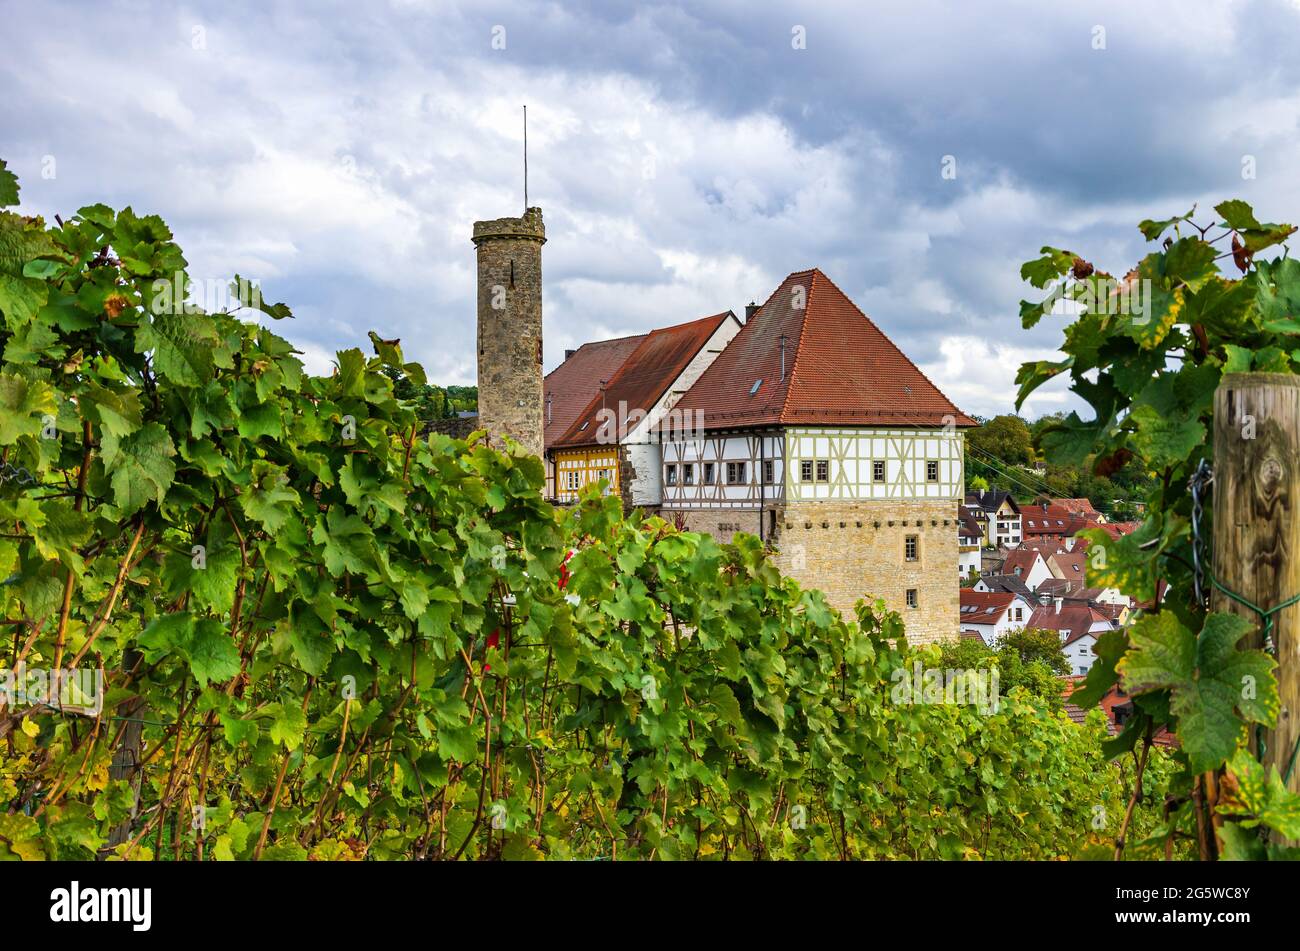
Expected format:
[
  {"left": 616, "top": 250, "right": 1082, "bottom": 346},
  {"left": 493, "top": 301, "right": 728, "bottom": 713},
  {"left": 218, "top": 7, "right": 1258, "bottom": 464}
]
[
  {"left": 959, "top": 589, "right": 1035, "bottom": 645},
  {"left": 1028, "top": 601, "right": 1117, "bottom": 675},
  {"left": 999, "top": 547, "right": 1053, "bottom": 591}
]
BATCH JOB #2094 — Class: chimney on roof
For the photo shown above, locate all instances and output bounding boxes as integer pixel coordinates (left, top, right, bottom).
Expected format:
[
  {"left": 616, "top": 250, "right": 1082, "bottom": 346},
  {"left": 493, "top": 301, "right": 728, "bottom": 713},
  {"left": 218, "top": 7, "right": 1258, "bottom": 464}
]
[
  {"left": 564, "top": 348, "right": 576, "bottom": 360},
  {"left": 779, "top": 333, "right": 788, "bottom": 382},
  {"left": 745, "top": 301, "right": 759, "bottom": 321}
]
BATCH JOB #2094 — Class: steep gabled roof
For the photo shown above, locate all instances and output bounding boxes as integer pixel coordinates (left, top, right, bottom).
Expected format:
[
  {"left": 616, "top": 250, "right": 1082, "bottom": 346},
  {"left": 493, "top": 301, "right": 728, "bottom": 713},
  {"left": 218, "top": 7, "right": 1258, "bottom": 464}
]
[
  {"left": 1095, "top": 521, "right": 1140, "bottom": 541},
  {"left": 1048, "top": 550, "right": 1089, "bottom": 581},
  {"left": 1023, "top": 503, "right": 1096, "bottom": 536},
  {"left": 1003, "top": 548, "right": 1044, "bottom": 576},
  {"left": 966, "top": 489, "right": 1020, "bottom": 515},
  {"left": 553, "top": 312, "right": 736, "bottom": 448},
  {"left": 668, "top": 269, "right": 975, "bottom": 431},
  {"left": 957, "top": 509, "right": 983, "bottom": 540},
  {"left": 1043, "top": 497, "right": 1101, "bottom": 517},
  {"left": 544, "top": 333, "right": 647, "bottom": 449},
  {"left": 959, "top": 589, "right": 1016, "bottom": 623},
  {"left": 1028, "top": 603, "right": 1115, "bottom": 642},
  {"left": 978, "top": 574, "right": 1036, "bottom": 602}
]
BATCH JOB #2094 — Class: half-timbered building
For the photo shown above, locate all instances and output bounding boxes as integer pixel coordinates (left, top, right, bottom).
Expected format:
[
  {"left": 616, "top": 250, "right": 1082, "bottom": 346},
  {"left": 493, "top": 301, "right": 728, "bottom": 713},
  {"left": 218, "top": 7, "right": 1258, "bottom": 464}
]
[
  {"left": 658, "top": 268, "right": 976, "bottom": 642},
  {"left": 549, "top": 312, "right": 740, "bottom": 505}
]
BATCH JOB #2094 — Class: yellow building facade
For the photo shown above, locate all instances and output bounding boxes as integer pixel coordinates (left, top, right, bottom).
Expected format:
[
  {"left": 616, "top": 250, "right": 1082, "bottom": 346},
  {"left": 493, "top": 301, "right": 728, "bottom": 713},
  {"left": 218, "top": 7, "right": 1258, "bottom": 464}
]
[{"left": 554, "top": 447, "right": 619, "bottom": 503}]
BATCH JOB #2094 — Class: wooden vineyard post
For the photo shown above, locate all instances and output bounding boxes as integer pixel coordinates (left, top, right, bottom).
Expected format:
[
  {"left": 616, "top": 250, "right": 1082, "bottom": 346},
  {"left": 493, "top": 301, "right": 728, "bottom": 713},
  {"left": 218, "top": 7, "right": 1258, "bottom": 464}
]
[{"left": 1212, "top": 372, "right": 1300, "bottom": 795}]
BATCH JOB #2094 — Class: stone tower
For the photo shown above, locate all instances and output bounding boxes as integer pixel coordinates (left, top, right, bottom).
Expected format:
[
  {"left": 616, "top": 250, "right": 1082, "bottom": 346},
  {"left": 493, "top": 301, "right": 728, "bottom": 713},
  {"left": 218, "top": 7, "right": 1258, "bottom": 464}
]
[{"left": 472, "top": 207, "right": 546, "bottom": 457}]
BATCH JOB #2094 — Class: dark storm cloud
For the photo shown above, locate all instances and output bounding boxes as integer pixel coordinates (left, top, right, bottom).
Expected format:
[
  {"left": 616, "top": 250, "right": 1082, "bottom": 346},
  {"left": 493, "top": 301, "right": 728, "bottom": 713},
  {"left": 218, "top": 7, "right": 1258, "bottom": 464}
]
[{"left": 3, "top": 0, "right": 1299, "bottom": 415}]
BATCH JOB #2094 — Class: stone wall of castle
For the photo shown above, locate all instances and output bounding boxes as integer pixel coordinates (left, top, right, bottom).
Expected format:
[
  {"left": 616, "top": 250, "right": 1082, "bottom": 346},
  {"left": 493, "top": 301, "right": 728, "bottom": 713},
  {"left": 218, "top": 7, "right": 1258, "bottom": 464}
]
[
  {"left": 473, "top": 208, "right": 545, "bottom": 458},
  {"left": 675, "top": 500, "right": 958, "bottom": 643}
]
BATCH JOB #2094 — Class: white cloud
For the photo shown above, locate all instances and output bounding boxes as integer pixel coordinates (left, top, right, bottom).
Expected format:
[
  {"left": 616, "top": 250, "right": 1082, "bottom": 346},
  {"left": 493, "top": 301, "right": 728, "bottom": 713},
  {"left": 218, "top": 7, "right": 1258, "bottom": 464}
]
[{"left": 920, "top": 335, "right": 1072, "bottom": 420}]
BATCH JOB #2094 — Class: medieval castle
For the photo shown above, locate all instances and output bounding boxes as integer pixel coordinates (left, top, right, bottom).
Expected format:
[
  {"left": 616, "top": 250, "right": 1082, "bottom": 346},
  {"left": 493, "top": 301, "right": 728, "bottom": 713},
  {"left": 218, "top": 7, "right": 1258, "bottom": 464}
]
[{"left": 463, "top": 206, "right": 973, "bottom": 643}]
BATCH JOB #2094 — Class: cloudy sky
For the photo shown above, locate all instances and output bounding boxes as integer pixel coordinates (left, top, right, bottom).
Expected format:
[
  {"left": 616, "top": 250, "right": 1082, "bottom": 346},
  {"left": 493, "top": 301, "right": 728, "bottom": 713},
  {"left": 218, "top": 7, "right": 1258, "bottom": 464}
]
[{"left": 5, "top": 0, "right": 1299, "bottom": 418}]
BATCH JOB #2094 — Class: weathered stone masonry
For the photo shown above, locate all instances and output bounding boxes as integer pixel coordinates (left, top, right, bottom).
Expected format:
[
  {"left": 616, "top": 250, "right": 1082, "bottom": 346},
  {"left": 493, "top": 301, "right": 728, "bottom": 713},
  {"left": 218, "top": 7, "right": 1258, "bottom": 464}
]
[
  {"left": 677, "top": 499, "right": 957, "bottom": 644},
  {"left": 473, "top": 208, "right": 546, "bottom": 458}
]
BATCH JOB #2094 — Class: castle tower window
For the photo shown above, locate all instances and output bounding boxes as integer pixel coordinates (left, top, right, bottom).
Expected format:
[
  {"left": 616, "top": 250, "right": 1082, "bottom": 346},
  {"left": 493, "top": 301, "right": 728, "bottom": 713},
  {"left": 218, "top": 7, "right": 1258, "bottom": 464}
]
[
  {"left": 726, "top": 462, "right": 748, "bottom": 484},
  {"left": 905, "top": 535, "right": 919, "bottom": 562},
  {"left": 800, "top": 460, "right": 813, "bottom": 483},
  {"left": 703, "top": 462, "right": 715, "bottom": 484},
  {"left": 665, "top": 464, "right": 678, "bottom": 486},
  {"left": 762, "top": 459, "right": 774, "bottom": 484},
  {"left": 926, "top": 460, "right": 939, "bottom": 482},
  {"left": 683, "top": 463, "right": 695, "bottom": 485},
  {"left": 872, "top": 460, "right": 885, "bottom": 482},
  {"left": 816, "top": 460, "right": 829, "bottom": 482},
  {"left": 906, "top": 589, "right": 918, "bottom": 609}
]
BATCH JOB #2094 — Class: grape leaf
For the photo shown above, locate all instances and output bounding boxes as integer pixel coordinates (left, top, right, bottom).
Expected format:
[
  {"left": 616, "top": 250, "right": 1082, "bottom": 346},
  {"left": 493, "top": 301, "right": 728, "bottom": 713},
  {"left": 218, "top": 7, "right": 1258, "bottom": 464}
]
[{"left": 1118, "top": 612, "right": 1277, "bottom": 772}]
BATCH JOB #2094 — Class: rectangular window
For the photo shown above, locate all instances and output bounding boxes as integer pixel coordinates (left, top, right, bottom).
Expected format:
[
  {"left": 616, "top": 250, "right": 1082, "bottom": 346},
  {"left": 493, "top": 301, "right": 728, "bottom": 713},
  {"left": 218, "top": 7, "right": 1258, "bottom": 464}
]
[
  {"left": 872, "top": 460, "right": 885, "bottom": 483},
  {"left": 567, "top": 471, "right": 579, "bottom": 490},
  {"left": 763, "top": 459, "right": 774, "bottom": 484},
  {"left": 906, "top": 589, "right": 918, "bottom": 609},
  {"left": 703, "top": 462, "right": 715, "bottom": 484},
  {"left": 683, "top": 463, "right": 694, "bottom": 485},
  {"left": 926, "top": 460, "right": 939, "bottom": 482},
  {"left": 726, "top": 461, "right": 747, "bottom": 484},
  {"left": 665, "top": 464, "right": 677, "bottom": 486},
  {"left": 816, "top": 460, "right": 829, "bottom": 482},
  {"left": 1013, "top": 607, "right": 1022, "bottom": 621},
  {"left": 905, "top": 535, "right": 918, "bottom": 562},
  {"left": 800, "top": 460, "right": 813, "bottom": 483}
]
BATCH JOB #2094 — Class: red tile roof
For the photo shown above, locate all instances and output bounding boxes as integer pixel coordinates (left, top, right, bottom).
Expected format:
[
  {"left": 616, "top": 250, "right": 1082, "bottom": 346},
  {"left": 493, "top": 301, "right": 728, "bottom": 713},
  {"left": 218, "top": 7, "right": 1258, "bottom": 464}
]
[
  {"left": 959, "top": 589, "right": 1016, "bottom": 623},
  {"left": 957, "top": 508, "right": 983, "bottom": 540},
  {"left": 1028, "top": 603, "right": 1115, "bottom": 644},
  {"left": 1095, "top": 521, "right": 1140, "bottom": 541},
  {"left": 1046, "top": 498, "right": 1100, "bottom": 517},
  {"left": 1049, "top": 550, "right": 1089, "bottom": 581},
  {"left": 1002, "top": 548, "right": 1045, "bottom": 581},
  {"left": 1017, "top": 538, "right": 1072, "bottom": 557},
  {"left": 1022, "top": 504, "right": 1096, "bottom": 537},
  {"left": 553, "top": 312, "right": 736, "bottom": 448},
  {"left": 544, "top": 333, "right": 647, "bottom": 449},
  {"left": 668, "top": 268, "right": 975, "bottom": 431},
  {"left": 1061, "top": 678, "right": 1178, "bottom": 746}
]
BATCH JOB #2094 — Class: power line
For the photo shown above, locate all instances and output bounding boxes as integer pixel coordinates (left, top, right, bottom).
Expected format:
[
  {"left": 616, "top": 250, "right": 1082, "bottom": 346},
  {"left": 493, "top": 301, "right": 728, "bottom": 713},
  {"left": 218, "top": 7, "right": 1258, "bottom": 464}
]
[
  {"left": 966, "top": 443, "right": 1057, "bottom": 497},
  {"left": 966, "top": 445, "right": 1055, "bottom": 500}
]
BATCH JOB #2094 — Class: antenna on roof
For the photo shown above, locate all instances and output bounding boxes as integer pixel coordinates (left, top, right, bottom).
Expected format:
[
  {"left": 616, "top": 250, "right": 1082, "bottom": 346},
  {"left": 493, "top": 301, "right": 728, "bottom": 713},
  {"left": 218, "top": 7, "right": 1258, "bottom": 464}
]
[{"left": 523, "top": 105, "right": 529, "bottom": 210}]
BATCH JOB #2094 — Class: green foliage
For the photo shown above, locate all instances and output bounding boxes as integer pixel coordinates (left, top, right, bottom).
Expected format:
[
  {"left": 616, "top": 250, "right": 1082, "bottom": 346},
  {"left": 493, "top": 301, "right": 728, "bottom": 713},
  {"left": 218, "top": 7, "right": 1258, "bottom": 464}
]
[
  {"left": 384, "top": 367, "right": 477, "bottom": 427},
  {"left": 1020, "top": 199, "right": 1300, "bottom": 858},
  {"left": 964, "top": 412, "right": 1152, "bottom": 516},
  {"left": 0, "top": 167, "right": 1156, "bottom": 861},
  {"left": 939, "top": 628, "right": 1068, "bottom": 705}
]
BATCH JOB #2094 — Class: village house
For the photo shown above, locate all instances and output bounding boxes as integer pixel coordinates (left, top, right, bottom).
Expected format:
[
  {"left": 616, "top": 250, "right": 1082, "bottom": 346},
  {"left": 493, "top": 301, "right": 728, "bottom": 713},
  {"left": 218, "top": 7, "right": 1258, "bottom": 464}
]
[
  {"left": 973, "top": 572, "right": 1036, "bottom": 602},
  {"left": 1046, "top": 548, "right": 1090, "bottom": 585},
  {"left": 1021, "top": 501, "right": 1099, "bottom": 541},
  {"left": 958, "top": 507, "right": 983, "bottom": 579},
  {"left": 548, "top": 312, "right": 740, "bottom": 504},
  {"left": 1028, "top": 599, "right": 1117, "bottom": 675},
  {"left": 540, "top": 333, "right": 648, "bottom": 499},
  {"left": 1062, "top": 679, "right": 1178, "bottom": 746},
  {"left": 1000, "top": 547, "right": 1054, "bottom": 590},
  {"left": 958, "top": 589, "right": 1035, "bottom": 645},
  {"left": 965, "top": 488, "right": 1021, "bottom": 547}
]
